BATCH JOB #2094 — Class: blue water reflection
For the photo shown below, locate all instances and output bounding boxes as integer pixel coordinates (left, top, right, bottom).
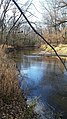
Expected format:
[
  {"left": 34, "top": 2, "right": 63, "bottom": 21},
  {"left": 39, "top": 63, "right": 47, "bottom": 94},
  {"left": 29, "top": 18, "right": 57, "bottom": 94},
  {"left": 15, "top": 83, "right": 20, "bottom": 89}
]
[{"left": 17, "top": 54, "right": 67, "bottom": 119}]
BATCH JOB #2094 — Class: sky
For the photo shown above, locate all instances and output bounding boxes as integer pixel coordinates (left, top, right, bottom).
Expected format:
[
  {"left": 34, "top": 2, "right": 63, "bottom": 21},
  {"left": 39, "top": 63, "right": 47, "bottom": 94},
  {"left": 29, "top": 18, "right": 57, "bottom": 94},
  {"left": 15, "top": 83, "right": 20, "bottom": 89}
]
[
  {"left": 16, "top": 0, "right": 43, "bottom": 22},
  {"left": 0, "top": 0, "right": 44, "bottom": 27}
]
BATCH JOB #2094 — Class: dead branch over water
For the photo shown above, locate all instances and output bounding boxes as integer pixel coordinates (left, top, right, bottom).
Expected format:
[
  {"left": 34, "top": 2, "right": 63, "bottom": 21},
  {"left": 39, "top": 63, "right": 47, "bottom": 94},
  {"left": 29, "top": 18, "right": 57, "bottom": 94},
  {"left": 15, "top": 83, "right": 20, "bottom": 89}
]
[{"left": 12, "top": 0, "right": 67, "bottom": 71}]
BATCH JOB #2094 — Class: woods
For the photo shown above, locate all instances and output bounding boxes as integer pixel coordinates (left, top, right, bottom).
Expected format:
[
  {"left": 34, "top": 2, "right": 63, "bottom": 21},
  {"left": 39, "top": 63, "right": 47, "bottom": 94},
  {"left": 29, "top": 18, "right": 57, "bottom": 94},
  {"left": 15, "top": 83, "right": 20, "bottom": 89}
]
[
  {"left": 0, "top": 0, "right": 66, "bottom": 46},
  {"left": 41, "top": 0, "right": 67, "bottom": 44},
  {"left": 0, "top": 0, "right": 40, "bottom": 47},
  {"left": 0, "top": 0, "right": 67, "bottom": 70},
  {"left": 0, "top": 0, "right": 67, "bottom": 119}
]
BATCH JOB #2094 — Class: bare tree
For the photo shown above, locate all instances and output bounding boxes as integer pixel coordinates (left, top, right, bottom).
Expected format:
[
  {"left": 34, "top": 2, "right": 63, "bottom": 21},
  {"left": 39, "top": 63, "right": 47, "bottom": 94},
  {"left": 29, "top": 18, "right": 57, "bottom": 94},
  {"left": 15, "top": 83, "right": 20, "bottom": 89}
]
[
  {"left": 10, "top": 0, "right": 67, "bottom": 71},
  {"left": 40, "top": 0, "right": 67, "bottom": 44},
  {"left": 0, "top": 0, "right": 11, "bottom": 44},
  {"left": 0, "top": 0, "right": 35, "bottom": 46}
]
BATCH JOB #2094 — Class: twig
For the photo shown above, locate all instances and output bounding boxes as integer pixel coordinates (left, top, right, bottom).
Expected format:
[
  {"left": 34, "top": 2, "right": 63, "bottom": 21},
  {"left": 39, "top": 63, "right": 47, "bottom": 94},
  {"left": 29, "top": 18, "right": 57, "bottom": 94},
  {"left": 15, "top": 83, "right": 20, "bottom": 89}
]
[{"left": 12, "top": 0, "right": 67, "bottom": 71}]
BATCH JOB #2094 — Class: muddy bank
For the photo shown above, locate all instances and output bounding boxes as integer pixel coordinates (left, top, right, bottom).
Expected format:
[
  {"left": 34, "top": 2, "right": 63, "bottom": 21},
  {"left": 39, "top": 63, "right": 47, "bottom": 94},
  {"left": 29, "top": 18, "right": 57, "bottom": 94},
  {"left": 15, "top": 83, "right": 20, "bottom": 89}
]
[{"left": 0, "top": 45, "right": 39, "bottom": 119}]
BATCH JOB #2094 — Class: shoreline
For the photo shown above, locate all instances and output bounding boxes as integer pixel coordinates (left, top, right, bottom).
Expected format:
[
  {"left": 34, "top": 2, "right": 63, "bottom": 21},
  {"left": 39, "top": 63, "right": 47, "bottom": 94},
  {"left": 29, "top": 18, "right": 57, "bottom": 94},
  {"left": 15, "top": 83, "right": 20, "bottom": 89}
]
[
  {"left": 32, "top": 52, "right": 67, "bottom": 57},
  {"left": 0, "top": 44, "right": 67, "bottom": 119},
  {"left": 39, "top": 44, "right": 67, "bottom": 61},
  {"left": 0, "top": 46, "right": 39, "bottom": 119}
]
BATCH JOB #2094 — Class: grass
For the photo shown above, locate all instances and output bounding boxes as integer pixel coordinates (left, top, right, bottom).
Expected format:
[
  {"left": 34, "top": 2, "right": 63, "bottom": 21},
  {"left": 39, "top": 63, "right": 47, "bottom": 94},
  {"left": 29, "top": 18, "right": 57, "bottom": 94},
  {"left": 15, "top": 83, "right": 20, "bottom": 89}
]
[
  {"left": 0, "top": 45, "right": 39, "bottom": 119},
  {"left": 41, "top": 44, "right": 67, "bottom": 54},
  {"left": 40, "top": 44, "right": 67, "bottom": 60}
]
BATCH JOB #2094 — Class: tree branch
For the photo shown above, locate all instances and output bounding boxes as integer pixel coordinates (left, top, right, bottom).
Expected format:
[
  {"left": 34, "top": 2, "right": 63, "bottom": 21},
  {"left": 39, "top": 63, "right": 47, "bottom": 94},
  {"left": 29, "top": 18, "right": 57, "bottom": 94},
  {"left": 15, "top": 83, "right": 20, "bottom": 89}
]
[{"left": 12, "top": 0, "right": 67, "bottom": 71}]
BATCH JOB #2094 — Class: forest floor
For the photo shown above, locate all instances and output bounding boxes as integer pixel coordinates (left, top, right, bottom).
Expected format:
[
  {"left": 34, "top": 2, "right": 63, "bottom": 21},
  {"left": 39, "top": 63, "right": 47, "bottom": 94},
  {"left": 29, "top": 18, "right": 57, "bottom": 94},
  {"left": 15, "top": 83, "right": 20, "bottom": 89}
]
[{"left": 0, "top": 45, "right": 39, "bottom": 119}]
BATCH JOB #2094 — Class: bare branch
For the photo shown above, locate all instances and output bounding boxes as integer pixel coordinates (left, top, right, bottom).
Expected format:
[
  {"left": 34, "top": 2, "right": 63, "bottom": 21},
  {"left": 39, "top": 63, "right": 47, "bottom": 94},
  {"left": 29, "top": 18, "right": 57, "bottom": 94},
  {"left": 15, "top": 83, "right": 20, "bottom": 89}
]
[
  {"left": 0, "top": 0, "right": 4, "bottom": 8},
  {"left": 58, "top": 0, "right": 67, "bottom": 8},
  {"left": 12, "top": 0, "right": 67, "bottom": 71}
]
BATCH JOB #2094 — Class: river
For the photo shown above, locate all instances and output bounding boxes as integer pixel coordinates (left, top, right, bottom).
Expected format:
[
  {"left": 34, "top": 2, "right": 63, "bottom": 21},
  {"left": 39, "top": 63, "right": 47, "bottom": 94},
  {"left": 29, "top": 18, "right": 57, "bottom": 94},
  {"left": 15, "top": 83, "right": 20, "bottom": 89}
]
[{"left": 10, "top": 50, "right": 67, "bottom": 119}]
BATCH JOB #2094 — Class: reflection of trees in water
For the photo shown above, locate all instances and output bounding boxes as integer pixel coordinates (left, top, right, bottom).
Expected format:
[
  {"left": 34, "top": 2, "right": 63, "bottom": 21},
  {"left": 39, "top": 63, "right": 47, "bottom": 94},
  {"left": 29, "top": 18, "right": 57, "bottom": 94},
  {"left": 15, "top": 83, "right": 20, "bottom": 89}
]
[
  {"left": 41, "top": 58, "right": 66, "bottom": 93},
  {"left": 17, "top": 55, "right": 66, "bottom": 92},
  {"left": 22, "top": 56, "right": 42, "bottom": 69},
  {"left": 42, "top": 59, "right": 67, "bottom": 114},
  {"left": 16, "top": 54, "right": 67, "bottom": 116},
  {"left": 44, "top": 63, "right": 67, "bottom": 114},
  {"left": 45, "top": 58, "right": 65, "bottom": 75},
  {"left": 43, "top": 57, "right": 65, "bottom": 73}
]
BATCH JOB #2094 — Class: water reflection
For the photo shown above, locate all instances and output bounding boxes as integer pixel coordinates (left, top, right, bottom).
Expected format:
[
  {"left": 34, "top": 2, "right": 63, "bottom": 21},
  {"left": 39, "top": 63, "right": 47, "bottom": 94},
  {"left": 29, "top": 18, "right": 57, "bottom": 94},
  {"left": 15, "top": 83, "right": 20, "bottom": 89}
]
[{"left": 16, "top": 54, "right": 67, "bottom": 119}]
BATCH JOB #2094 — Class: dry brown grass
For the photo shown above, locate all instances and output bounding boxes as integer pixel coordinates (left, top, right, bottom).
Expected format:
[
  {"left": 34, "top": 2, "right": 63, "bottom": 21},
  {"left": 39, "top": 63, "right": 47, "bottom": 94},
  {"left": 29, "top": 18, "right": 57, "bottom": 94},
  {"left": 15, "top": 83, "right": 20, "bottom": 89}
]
[
  {"left": 40, "top": 44, "right": 67, "bottom": 54},
  {"left": 43, "top": 28, "right": 67, "bottom": 44},
  {"left": 0, "top": 46, "right": 38, "bottom": 119},
  {"left": 0, "top": 45, "right": 19, "bottom": 97},
  {"left": 40, "top": 44, "right": 67, "bottom": 61}
]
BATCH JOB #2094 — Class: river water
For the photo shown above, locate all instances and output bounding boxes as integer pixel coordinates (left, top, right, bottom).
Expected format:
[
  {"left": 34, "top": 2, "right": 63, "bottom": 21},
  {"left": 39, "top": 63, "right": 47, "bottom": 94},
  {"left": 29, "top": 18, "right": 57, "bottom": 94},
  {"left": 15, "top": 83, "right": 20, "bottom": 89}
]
[{"left": 11, "top": 50, "right": 67, "bottom": 119}]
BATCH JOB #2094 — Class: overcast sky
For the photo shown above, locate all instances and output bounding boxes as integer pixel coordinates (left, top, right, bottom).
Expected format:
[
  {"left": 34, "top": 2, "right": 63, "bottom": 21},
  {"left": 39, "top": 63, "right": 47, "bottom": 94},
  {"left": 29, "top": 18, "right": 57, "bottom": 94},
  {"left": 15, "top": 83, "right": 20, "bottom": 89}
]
[
  {"left": 17, "top": 0, "right": 43, "bottom": 22},
  {"left": 0, "top": 0, "right": 43, "bottom": 25}
]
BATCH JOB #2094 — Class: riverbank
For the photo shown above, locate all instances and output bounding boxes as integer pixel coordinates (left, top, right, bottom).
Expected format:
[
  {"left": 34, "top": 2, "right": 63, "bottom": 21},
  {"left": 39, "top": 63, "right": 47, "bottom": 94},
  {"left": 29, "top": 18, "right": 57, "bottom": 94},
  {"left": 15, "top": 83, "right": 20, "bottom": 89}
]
[
  {"left": 40, "top": 44, "right": 67, "bottom": 60},
  {"left": 0, "top": 45, "right": 39, "bottom": 119}
]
